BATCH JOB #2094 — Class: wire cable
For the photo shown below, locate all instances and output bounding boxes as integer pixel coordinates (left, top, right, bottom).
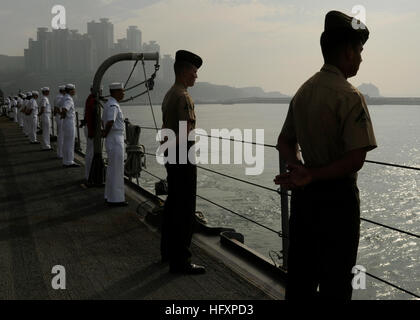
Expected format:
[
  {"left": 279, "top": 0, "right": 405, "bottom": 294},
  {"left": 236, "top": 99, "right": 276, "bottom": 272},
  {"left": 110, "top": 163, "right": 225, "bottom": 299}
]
[
  {"left": 360, "top": 217, "right": 420, "bottom": 239},
  {"left": 124, "top": 60, "right": 139, "bottom": 89},
  {"left": 354, "top": 267, "right": 420, "bottom": 299}
]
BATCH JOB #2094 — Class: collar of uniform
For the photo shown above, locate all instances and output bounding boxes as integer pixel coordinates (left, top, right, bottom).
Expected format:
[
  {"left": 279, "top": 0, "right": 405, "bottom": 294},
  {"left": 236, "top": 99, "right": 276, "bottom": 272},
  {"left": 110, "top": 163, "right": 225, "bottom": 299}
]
[
  {"left": 108, "top": 96, "right": 118, "bottom": 105},
  {"left": 320, "top": 63, "right": 346, "bottom": 79},
  {"left": 174, "top": 82, "right": 187, "bottom": 91}
]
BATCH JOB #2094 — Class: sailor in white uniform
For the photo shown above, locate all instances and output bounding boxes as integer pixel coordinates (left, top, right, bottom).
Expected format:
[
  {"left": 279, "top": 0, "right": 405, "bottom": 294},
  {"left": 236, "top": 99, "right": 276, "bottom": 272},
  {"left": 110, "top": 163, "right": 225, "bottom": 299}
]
[
  {"left": 61, "top": 84, "right": 80, "bottom": 167},
  {"left": 39, "top": 87, "right": 52, "bottom": 150},
  {"left": 7, "top": 97, "right": 12, "bottom": 119},
  {"left": 12, "top": 96, "right": 18, "bottom": 122},
  {"left": 17, "top": 94, "right": 24, "bottom": 128},
  {"left": 23, "top": 92, "right": 32, "bottom": 137},
  {"left": 54, "top": 86, "right": 66, "bottom": 159},
  {"left": 102, "top": 83, "right": 127, "bottom": 206},
  {"left": 27, "top": 91, "right": 40, "bottom": 144}
]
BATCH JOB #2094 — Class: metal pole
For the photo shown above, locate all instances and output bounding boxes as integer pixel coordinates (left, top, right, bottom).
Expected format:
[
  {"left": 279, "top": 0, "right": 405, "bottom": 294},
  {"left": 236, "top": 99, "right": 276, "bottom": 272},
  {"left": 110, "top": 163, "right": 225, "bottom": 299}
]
[
  {"left": 75, "top": 111, "right": 81, "bottom": 151},
  {"left": 279, "top": 157, "right": 290, "bottom": 269},
  {"left": 51, "top": 111, "right": 55, "bottom": 137},
  {"left": 90, "top": 52, "right": 159, "bottom": 186}
]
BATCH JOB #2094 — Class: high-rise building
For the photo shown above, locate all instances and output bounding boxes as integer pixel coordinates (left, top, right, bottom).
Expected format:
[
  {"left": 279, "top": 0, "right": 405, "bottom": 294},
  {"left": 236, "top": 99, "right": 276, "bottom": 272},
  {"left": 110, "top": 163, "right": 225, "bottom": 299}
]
[
  {"left": 36, "top": 27, "right": 52, "bottom": 72},
  {"left": 161, "top": 54, "right": 175, "bottom": 84},
  {"left": 50, "top": 28, "right": 70, "bottom": 73},
  {"left": 68, "top": 30, "right": 94, "bottom": 73},
  {"left": 87, "top": 18, "right": 114, "bottom": 68},
  {"left": 127, "top": 26, "right": 142, "bottom": 52}
]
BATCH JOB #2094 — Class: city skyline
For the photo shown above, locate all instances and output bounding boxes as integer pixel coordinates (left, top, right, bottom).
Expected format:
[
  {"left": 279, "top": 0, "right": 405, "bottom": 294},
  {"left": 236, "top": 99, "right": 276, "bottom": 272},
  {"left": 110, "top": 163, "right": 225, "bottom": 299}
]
[{"left": 1, "top": 0, "right": 420, "bottom": 96}]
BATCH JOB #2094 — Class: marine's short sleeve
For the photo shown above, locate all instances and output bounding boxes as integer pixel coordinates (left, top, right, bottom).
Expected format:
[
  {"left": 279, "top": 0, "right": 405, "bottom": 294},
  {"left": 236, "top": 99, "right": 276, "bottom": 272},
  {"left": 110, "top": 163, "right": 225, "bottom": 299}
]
[
  {"left": 280, "top": 99, "right": 297, "bottom": 142},
  {"left": 177, "top": 94, "right": 191, "bottom": 122},
  {"left": 342, "top": 96, "right": 377, "bottom": 153},
  {"left": 105, "top": 105, "right": 118, "bottom": 122}
]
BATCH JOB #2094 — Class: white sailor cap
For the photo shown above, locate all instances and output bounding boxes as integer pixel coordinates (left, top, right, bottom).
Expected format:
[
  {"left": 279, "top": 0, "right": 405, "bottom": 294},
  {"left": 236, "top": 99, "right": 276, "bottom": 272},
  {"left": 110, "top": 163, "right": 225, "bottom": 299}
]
[
  {"left": 32, "top": 90, "right": 39, "bottom": 96},
  {"left": 21, "top": 94, "right": 26, "bottom": 99},
  {"left": 59, "top": 85, "right": 66, "bottom": 90},
  {"left": 65, "top": 83, "right": 76, "bottom": 90},
  {"left": 41, "top": 87, "right": 50, "bottom": 92},
  {"left": 109, "top": 82, "right": 124, "bottom": 90},
  {"left": 26, "top": 92, "right": 32, "bottom": 97}
]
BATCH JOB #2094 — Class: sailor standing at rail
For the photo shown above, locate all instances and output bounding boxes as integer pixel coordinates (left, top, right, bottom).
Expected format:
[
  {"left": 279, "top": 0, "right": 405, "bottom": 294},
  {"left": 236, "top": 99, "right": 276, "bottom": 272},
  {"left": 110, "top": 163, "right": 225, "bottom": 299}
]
[
  {"left": 39, "top": 87, "right": 52, "bottom": 150},
  {"left": 17, "top": 93, "right": 24, "bottom": 128},
  {"left": 54, "top": 85, "right": 66, "bottom": 159},
  {"left": 61, "top": 84, "right": 80, "bottom": 167},
  {"left": 160, "top": 50, "right": 205, "bottom": 274},
  {"left": 102, "top": 83, "right": 128, "bottom": 206},
  {"left": 22, "top": 93, "right": 30, "bottom": 137},
  {"left": 274, "top": 11, "right": 377, "bottom": 300},
  {"left": 12, "top": 96, "right": 18, "bottom": 123},
  {"left": 27, "top": 91, "right": 40, "bottom": 144},
  {"left": 82, "top": 85, "right": 101, "bottom": 182}
]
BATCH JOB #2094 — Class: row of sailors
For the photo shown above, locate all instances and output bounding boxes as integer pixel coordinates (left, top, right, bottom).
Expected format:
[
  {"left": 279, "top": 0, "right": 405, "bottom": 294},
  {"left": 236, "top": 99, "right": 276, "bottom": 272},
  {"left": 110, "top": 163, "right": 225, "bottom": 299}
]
[
  {"left": 3, "top": 90, "right": 52, "bottom": 149},
  {"left": 5, "top": 82, "right": 127, "bottom": 206}
]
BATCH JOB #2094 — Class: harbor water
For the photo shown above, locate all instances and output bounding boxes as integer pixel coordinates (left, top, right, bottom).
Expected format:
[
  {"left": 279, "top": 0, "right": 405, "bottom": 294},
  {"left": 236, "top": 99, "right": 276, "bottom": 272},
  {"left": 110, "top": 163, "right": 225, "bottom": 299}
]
[{"left": 75, "top": 102, "right": 419, "bottom": 300}]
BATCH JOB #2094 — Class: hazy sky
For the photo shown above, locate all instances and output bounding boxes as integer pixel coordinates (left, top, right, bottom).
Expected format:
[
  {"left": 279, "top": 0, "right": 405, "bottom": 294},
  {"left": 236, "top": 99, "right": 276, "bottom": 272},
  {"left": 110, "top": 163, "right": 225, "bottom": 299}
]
[{"left": 1, "top": 0, "right": 420, "bottom": 96}]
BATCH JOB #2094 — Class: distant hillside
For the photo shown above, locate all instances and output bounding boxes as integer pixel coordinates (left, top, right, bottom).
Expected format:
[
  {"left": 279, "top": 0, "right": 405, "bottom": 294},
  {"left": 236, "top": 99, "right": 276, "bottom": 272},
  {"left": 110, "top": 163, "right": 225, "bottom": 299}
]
[
  {"left": 0, "top": 70, "right": 286, "bottom": 105},
  {"left": 357, "top": 83, "right": 381, "bottom": 97},
  {"left": 189, "top": 82, "right": 286, "bottom": 103}
]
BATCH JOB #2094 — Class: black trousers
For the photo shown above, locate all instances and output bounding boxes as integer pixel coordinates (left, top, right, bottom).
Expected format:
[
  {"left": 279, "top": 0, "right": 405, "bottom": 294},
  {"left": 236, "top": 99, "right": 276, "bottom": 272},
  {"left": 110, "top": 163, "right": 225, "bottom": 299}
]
[
  {"left": 285, "top": 178, "right": 361, "bottom": 300},
  {"left": 160, "top": 162, "right": 197, "bottom": 268}
]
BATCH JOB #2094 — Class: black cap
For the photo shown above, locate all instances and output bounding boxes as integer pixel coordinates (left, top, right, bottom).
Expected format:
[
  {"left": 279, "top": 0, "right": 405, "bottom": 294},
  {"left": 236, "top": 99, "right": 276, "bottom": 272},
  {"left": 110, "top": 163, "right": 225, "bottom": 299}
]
[
  {"left": 324, "top": 10, "right": 369, "bottom": 44},
  {"left": 175, "top": 50, "right": 203, "bottom": 69}
]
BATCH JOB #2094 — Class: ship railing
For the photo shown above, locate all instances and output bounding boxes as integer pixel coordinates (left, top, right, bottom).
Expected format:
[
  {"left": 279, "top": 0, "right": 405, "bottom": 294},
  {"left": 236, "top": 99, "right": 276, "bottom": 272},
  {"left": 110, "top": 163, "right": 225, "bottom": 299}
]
[{"left": 112, "top": 124, "right": 418, "bottom": 299}]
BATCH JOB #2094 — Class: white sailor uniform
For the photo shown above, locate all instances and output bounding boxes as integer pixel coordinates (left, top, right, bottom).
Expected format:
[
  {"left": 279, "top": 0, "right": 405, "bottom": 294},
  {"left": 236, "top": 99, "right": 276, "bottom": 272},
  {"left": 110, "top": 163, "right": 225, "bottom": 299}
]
[
  {"left": 55, "top": 93, "right": 64, "bottom": 158},
  {"left": 61, "top": 93, "right": 76, "bottom": 165},
  {"left": 28, "top": 97, "right": 39, "bottom": 143},
  {"left": 103, "top": 96, "right": 126, "bottom": 203},
  {"left": 17, "top": 96, "right": 23, "bottom": 127},
  {"left": 12, "top": 99, "right": 18, "bottom": 122},
  {"left": 40, "top": 95, "right": 52, "bottom": 149}
]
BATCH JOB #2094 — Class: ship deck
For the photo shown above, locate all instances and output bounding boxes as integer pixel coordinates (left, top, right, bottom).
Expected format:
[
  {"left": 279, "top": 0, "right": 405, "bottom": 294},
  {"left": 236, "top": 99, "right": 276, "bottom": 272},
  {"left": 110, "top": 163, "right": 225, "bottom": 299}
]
[{"left": 0, "top": 115, "right": 280, "bottom": 300}]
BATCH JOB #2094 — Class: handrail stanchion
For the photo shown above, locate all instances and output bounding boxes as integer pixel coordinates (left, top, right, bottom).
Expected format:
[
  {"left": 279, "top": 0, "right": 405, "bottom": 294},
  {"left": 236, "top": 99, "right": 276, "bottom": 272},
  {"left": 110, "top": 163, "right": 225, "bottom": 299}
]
[
  {"left": 279, "top": 157, "right": 289, "bottom": 269},
  {"left": 75, "top": 111, "right": 81, "bottom": 151},
  {"left": 51, "top": 111, "right": 55, "bottom": 137}
]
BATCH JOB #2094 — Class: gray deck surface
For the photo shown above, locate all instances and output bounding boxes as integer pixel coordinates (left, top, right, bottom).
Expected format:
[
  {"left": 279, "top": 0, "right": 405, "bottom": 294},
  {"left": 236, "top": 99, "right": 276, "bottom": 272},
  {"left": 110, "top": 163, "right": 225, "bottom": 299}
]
[{"left": 0, "top": 116, "right": 271, "bottom": 300}]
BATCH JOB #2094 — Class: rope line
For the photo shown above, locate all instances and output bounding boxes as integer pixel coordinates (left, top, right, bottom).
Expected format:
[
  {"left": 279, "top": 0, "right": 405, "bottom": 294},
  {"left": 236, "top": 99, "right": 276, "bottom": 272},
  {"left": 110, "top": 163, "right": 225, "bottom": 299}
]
[
  {"left": 124, "top": 60, "right": 139, "bottom": 89},
  {"left": 365, "top": 160, "right": 420, "bottom": 171},
  {"left": 196, "top": 194, "right": 283, "bottom": 237},
  {"left": 134, "top": 125, "right": 420, "bottom": 172},
  {"left": 139, "top": 168, "right": 283, "bottom": 237},
  {"left": 142, "top": 151, "right": 291, "bottom": 197},
  {"left": 141, "top": 58, "right": 159, "bottom": 131},
  {"left": 360, "top": 217, "right": 420, "bottom": 239},
  {"left": 354, "top": 267, "right": 420, "bottom": 299}
]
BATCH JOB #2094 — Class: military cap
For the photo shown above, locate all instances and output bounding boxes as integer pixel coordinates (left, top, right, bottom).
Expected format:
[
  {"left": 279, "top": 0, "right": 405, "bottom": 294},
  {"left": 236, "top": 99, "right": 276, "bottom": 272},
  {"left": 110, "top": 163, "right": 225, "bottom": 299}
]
[
  {"left": 41, "top": 87, "right": 50, "bottom": 92},
  {"left": 324, "top": 10, "right": 369, "bottom": 44},
  {"left": 32, "top": 90, "right": 39, "bottom": 96},
  {"left": 59, "top": 85, "right": 66, "bottom": 91},
  {"left": 175, "top": 50, "right": 203, "bottom": 69},
  {"left": 26, "top": 92, "right": 32, "bottom": 97},
  {"left": 21, "top": 94, "right": 26, "bottom": 99},
  {"left": 65, "top": 83, "right": 75, "bottom": 90}
]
